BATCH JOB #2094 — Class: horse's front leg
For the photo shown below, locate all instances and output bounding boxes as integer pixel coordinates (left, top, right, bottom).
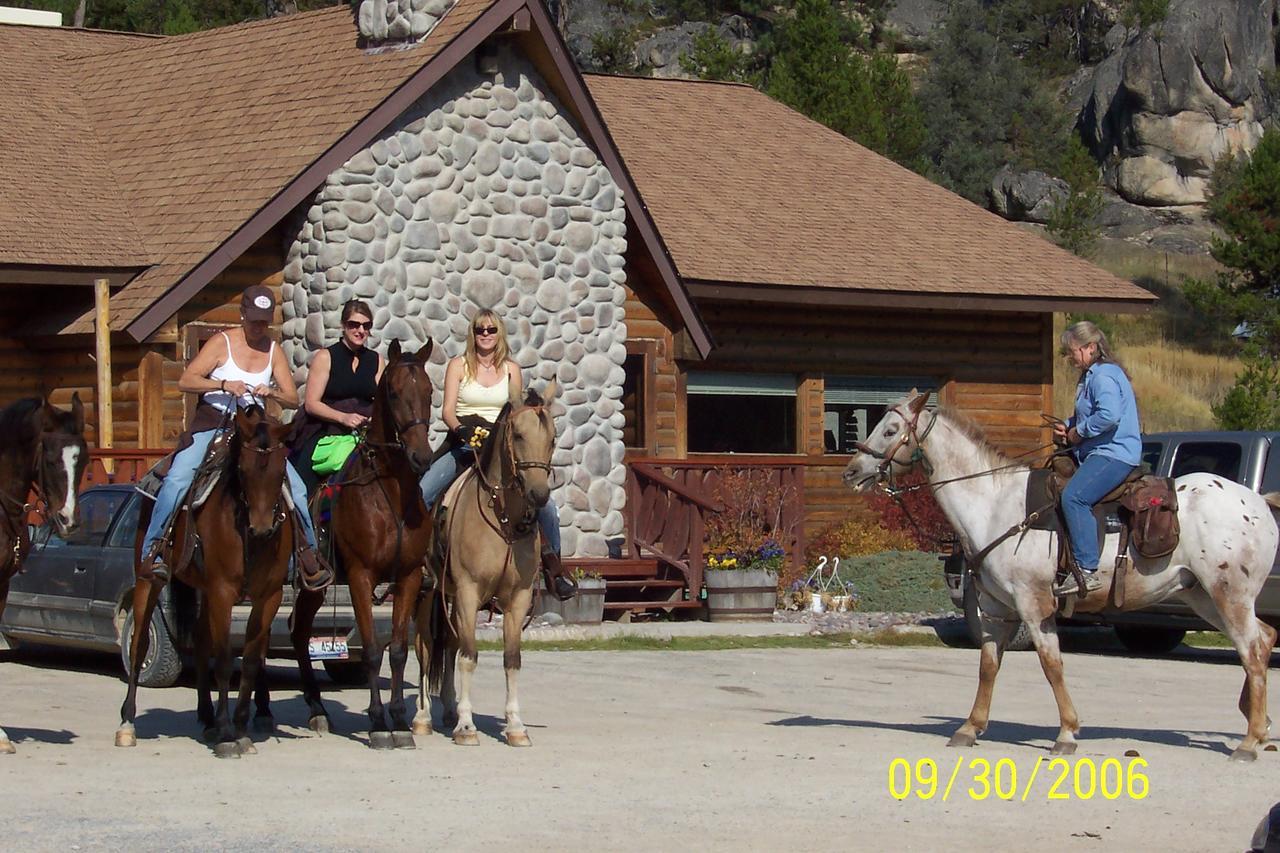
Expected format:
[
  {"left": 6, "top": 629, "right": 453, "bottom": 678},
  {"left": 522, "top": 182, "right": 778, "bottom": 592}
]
[
  {"left": 949, "top": 590, "right": 1020, "bottom": 748},
  {"left": 206, "top": 584, "right": 240, "bottom": 758},
  {"left": 412, "top": 587, "right": 436, "bottom": 737},
  {"left": 501, "top": 583, "right": 533, "bottom": 747},
  {"left": 115, "top": 574, "right": 165, "bottom": 748},
  {"left": 195, "top": 595, "right": 215, "bottom": 739},
  {"left": 386, "top": 570, "right": 425, "bottom": 749},
  {"left": 451, "top": 582, "right": 481, "bottom": 746},
  {"left": 1019, "top": 598, "right": 1081, "bottom": 754},
  {"left": 0, "top": 577, "right": 13, "bottom": 754},
  {"left": 233, "top": 588, "right": 283, "bottom": 755},
  {"left": 348, "top": 565, "right": 392, "bottom": 749},
  {"left": 288, "top": 586, "right": 331, "bottom": 733}
]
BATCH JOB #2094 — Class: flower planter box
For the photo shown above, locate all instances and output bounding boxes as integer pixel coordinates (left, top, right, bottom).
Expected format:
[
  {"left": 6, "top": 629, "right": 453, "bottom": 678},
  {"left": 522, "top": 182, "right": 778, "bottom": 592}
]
[
  {"left": 704, "top": 568, "right": 778, "bottom": 622},
  {"left": 535, "top": 577, "right": 606, "bottom": 624}
]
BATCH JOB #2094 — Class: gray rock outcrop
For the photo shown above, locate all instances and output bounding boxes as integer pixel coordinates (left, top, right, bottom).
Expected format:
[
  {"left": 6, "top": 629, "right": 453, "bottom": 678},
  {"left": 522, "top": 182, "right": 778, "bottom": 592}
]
[{"left": 988, "top": 167, "right": 1069, "bottom": 223}]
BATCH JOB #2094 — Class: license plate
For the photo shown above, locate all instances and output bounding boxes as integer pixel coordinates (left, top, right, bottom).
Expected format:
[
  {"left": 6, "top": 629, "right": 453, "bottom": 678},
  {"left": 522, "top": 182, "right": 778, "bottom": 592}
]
[{"left": 308, "top": 636, "right": 349, "bottom": 661}]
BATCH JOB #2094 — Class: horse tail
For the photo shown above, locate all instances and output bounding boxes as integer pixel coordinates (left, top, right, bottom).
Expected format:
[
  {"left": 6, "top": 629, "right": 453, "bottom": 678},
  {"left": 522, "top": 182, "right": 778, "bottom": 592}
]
[{"left": 425, "top": 582, "right": 448, "bottom": 694}]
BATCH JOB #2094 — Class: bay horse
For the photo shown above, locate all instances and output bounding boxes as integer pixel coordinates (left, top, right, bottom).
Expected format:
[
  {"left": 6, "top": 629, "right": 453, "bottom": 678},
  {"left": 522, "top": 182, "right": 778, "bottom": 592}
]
[
  {"left": 0, "top": 395, "right": 87, "bottom": 755},
  {"left": 116, "top": 405, "right": 294, "bottom": 758},
  {"left": 844, "top": 389, "right": 1280, "bottom": 761},
  {"left": 415, "top": 383, "right": 558, "bottom": 747},
  {"left": 288, "top": 339, "right": 434, "bottom": 749}
]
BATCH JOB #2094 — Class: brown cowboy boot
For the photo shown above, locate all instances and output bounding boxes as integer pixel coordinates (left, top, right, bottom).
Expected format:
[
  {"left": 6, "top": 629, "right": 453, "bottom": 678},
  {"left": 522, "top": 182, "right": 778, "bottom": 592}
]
[
  {"left": 541, "top": 551, "right": 577, "bottom": 601},
  {"left": 297, "top": 546, "right": 335, "bottom": 592}
]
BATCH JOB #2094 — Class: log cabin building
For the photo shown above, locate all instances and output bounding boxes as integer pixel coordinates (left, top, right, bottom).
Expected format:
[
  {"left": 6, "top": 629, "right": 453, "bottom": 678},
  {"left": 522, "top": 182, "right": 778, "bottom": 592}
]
[{"left": 0, "top": 0, "right": 1153, "bottom": 612}]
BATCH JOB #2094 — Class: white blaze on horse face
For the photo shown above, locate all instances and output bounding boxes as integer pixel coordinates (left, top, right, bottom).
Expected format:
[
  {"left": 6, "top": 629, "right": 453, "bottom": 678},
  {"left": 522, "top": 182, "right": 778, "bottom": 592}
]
[{"left": 58, "top": 444, "right": 80, "bottom": 529}]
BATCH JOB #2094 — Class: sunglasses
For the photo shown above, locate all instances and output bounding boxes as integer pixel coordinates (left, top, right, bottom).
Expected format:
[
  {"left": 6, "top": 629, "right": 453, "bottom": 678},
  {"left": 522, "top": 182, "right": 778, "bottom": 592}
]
[
  {"left": 474, "top": 325, "right": 499, "bottom": 336},
  {"left": 344, "top": 320, "right": 372, "bottom": 331}
]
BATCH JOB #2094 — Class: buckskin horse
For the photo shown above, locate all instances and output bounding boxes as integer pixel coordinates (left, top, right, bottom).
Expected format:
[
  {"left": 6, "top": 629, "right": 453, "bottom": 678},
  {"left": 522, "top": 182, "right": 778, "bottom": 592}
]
[
  {"left": 116, "top": 405, "right": 295, "bottom": 758},
  {"left": 844, "top": 390, "right": 1280, "bottom": 761},
  {"left": 287, "top": 339, "right": 434, "bottom": 749},
  {"left": 0, "top": 395, "right": 87, "bottom": 755},
  {"left": 415, "top": 383, "right": 558, "bottom": 747}
]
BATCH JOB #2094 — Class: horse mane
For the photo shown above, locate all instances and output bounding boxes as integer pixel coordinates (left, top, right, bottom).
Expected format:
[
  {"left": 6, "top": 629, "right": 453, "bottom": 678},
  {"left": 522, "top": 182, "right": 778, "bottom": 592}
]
[
  {"left": 478, "top": 402, "right": 514, "bottom": 473},
  {"left": 934, "top": 406, "right": 1020, "bottom": 473},
  {"left": 0, "top": 398, "right": 43, "bottom": 453}
]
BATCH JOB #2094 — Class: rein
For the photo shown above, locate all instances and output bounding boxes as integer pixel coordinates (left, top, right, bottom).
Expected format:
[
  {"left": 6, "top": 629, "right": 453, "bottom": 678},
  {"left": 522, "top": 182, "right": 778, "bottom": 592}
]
[
  {"left": 0, "top": 433, "right": 53, "bottom": 572},
  {"left": 473, "top": 402, "right": 552, "bottom": 546}
]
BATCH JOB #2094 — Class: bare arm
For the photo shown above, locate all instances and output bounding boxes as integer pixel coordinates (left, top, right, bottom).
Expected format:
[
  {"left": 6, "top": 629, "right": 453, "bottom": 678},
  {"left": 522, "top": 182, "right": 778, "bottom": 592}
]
[
  {"left": 301, "top": 349, "right": 365, "bottom": 428},
  {"left": 178, "top": 335, "right": 232, "bottom": 396},
  {"left": 507, "top": 360, "right": 523, "bottom": 403},
  {"left": 261, "top": 346, "right": 300, "bottom": 409},
  {"left": 441, "top": 358, "right": 464, "bottom": 432}
]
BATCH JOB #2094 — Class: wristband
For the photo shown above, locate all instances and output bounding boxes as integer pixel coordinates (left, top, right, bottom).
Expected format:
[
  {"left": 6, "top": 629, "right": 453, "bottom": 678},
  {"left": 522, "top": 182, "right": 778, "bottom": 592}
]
[{"left": 219, "top": 380, "right": 225, "bottom": 392}]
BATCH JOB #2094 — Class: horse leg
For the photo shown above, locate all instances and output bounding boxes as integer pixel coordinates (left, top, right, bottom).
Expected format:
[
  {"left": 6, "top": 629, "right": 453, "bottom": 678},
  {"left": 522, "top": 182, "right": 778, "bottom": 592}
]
[
  {"left": 252, "top": 665, "right": 273, "bottom": 734},
  {"left": 288, "top": 587, "right": 331, "bottom": 734},
  {"left": 1020, "top": 604, "right": 1081, "bottom": 754},
  {"left": 387, "top": 571, "right": 424, "bottom": 749},
  {"left": 349, "top": 567, "right": 392, "bottom": 749},
  {"left": 501, "top": 585, "right": 533, "bottom": 747},
  {"left": 232, "top": 591, "right": 280, "bottom": 755},
  {"left": 206, "top": 585, "right": 240, "bottom": 759},
  {"left": 412, "top": 592, "right": 434, "bottom": 736},
  {"left": 451, "top": 585, "right": 481, "bottom": 746},
  {"left": 948, "top": 600, "right": 1019, "bottom": 748},
  {"left": 115, "top": 577, "right": 164, "bottom": 748},
  {"left": 195, "top": 595, "right": 215, "bottom": 740},
  {"left": 0, "top": 578, "right": 12, "bottom": 754},
  {"left": 441, "top": 633, "right": 458, "bottom": 730}
]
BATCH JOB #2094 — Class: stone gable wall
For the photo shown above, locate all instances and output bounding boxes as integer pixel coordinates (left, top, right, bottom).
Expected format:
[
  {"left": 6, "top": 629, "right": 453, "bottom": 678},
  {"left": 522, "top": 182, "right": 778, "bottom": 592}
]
[{"left": 281, "top": 47, "right": 629, "bottom": 558}]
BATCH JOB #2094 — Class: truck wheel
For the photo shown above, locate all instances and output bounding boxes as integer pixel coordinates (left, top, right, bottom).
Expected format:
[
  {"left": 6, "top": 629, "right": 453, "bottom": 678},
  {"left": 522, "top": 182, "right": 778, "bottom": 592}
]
[
  {"left": 119, "top": 606, "right": 184, "bottom": 688},
  {"left": 323, "top": 659, "right": 367, "bottom": 685},
  {"left": 964, "top": 580, "right": 1033, "bottom": 651},
  {"left": 1114, "top": 625, "right": 1186, "bottom": 655}
]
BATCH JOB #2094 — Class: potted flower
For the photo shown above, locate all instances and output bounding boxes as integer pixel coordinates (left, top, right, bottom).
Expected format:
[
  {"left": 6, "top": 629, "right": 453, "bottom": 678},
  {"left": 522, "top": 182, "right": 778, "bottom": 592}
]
[
  {"left": 701, "top": 468, "right": 795, "bottom": 622},
  {"left": 704, "top": 540, "right": 787, "bottom": 623}
]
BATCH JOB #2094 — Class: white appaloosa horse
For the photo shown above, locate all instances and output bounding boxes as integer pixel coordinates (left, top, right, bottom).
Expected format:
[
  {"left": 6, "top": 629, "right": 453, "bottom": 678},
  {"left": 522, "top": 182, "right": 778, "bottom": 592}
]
[{"left": 844, "top": 390, "right": 1279, "bottom": 761}]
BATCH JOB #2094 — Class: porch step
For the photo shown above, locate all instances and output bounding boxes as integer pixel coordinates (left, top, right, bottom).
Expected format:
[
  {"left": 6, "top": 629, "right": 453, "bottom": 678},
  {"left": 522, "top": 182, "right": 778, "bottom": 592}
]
[
  {"left": 564, "top": 557, "right": 661, "bottom": 579},
  {"left": 604, "top": 599, "right": 703, "bottom": 612},
  {"left": 603, "top": 579, "right": 685, "bottom": 589}
]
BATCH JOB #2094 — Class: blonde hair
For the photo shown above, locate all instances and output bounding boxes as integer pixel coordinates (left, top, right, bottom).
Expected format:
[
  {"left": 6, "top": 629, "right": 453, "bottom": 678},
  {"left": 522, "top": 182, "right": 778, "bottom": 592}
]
[{"left": 463, "top": 309, "right": 510, "bottom": 381}]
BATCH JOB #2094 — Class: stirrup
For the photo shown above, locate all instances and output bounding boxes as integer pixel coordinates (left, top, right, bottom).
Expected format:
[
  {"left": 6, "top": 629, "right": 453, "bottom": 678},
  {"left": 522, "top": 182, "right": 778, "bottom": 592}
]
[
  {"left": 1053, "top": 572, "right": 1102, "bottom": 598},
  {"left": 297, "top": 548, "right": 335, "bottom": 592}
]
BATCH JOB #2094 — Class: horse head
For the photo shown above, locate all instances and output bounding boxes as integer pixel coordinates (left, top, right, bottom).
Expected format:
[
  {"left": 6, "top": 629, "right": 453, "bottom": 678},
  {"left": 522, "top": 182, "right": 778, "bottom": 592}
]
[
  {"left": 37, "top": 393, "right": 88, "bottom": 536},
  {"left": 379, "top": 339, "right": 435, "bottom": 474},
  {"left": 842, "top": 388, "right": 933, "bottom": 492},
  {"left": 493, "top": 381, "right": 558, "bottom": 513},
  {"left": 233, "top": 405, "right": 291, "bottom": 538}
]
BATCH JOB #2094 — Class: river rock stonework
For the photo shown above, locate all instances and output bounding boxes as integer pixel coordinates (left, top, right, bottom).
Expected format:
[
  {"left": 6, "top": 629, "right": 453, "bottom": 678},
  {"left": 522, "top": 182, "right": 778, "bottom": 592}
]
[
  {"left": 280, "top": 47, "right": 629, "bottom": 558},
  {"left": 356, "top": 0, "right": 456, "bottom": 42}
]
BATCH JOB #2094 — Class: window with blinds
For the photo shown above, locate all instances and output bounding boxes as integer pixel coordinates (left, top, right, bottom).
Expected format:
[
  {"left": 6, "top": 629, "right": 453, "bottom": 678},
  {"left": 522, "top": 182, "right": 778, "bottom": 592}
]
[{"left": 823, "top": 377, "right": 937, "bottom": 454}]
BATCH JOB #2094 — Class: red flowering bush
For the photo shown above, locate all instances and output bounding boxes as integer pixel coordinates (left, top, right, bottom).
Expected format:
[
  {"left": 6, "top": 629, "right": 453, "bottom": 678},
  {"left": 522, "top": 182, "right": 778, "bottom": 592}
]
[{"left": 864, "top": 471, "right": 954, "bottom": 551}]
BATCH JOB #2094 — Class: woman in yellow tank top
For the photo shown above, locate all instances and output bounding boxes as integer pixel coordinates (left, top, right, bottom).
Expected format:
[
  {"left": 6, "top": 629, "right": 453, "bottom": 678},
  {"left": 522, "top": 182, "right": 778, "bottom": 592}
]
[{"left": 418, "top": 309, "right": 576, "bottom": 600}]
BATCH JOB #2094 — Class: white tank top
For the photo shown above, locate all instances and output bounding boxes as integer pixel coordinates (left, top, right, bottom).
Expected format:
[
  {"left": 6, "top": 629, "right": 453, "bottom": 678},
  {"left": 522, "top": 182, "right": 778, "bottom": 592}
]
[
  {"left": 455, "top": 365, "right": 511, "bottom": 423},
  {"left": 203, "top": 332, "right": 275, "bottom": 412}
]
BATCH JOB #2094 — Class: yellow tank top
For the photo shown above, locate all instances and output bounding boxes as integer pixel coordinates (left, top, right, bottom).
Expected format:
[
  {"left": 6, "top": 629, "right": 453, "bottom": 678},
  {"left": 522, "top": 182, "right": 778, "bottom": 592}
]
[{"left": 456, "top": 368, "right": 510, "bottom": 423}]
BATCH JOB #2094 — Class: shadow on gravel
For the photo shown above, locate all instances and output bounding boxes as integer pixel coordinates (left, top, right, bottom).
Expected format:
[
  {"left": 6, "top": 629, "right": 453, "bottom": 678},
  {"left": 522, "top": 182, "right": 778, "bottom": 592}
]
[
  {"left": 766, "top": 714, "right": 1239, "bottom": 755},
  {"left": 3, "top": 726, "right": 76, "bottom": 746}
]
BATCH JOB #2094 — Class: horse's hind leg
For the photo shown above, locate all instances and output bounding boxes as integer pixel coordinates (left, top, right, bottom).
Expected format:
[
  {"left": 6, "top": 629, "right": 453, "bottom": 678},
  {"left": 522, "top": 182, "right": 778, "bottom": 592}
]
[
  {"left": 116, "top": 576, "right": 164, "bottom": 748},
  {"left": 288, "top": 587, "right": 330, "bottom": 734},
  {"left": 1180, "top": 586, "right": 1272, "bottom": 761},
  {"left": 0, "top": 579, "right": 13, "bottom": 754},
  {"left": 387, "top": 571, "right": 425, "bottom": 749},
  {"left": 949, "top": 600, "right": 1019, "bottom": 748},
  {"left": 412, "top": 593, "right": 433, "bottom": 736}
]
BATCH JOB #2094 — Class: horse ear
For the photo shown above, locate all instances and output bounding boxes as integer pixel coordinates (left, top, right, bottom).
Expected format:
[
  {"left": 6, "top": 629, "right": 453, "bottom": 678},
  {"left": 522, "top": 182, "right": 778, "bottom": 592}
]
[
  {"left": 69, "top": 392, "right": 85, "bottom": 434},
  {"left": 234, "top": 406, "right": 254, "bottom": 436},
  {"left": 415, "top": 340, "right": 433, "bottom": 364},
  {"left": 541, "top": 380, "right": 559, "bottom": 403},
  {"left": 268, "top": 422, "right": 292, "bottom": 443},
  {"left": 388, "top": 339, "right": 402, "bottom": 362},
  {"left": 909, "top": 389, "right": 932, "bottom": 414}
]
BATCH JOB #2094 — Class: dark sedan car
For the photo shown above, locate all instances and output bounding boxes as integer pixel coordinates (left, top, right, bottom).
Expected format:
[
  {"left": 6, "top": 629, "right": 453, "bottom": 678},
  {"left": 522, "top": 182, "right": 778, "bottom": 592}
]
[{"left": 1, "top": 484, "right": 391, "bottom": 687}]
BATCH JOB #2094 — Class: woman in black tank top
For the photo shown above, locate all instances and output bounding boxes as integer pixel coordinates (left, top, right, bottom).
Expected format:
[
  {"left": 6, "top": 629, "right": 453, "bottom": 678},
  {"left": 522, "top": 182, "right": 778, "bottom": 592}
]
[{"left": 290, "top": 300, "right": 385, "bottom": 495}]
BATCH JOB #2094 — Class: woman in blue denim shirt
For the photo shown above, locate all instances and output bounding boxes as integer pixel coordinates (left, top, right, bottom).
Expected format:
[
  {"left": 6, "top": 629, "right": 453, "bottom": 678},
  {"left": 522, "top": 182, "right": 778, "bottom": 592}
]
[{"left": 1051, "top": 320, "right": 1141, "bottom": 595}]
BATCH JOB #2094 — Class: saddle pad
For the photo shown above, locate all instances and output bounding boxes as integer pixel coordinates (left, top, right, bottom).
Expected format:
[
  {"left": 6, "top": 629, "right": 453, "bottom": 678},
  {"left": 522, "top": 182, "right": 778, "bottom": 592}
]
[
  {"left": 1024, "top": 468, "right": 1119, "bottom": 538},
  {"left": 440, "top": 468, "right": 475, "bottom": 512}
]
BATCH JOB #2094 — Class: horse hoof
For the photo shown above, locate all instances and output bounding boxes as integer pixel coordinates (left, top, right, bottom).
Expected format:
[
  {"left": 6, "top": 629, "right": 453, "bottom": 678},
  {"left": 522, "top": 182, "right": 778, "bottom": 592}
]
[
  {"left": 369, "top": 731, "right": 396, "bottom": 750},
  {"left": 505, "top": 730, "right": 532, "bottom": 748},
  {"left": 214, "top": 741, "right": 241, "bottom": 759},
  {"left": 237, "top": 736, "right": 256, "bottom": 755},
  {"left": 114, "top": 727, "right": 136, "bottom": 749},
  {"left": 411, "top": 720, "right": 433, "bottom": 737},
  {"left": 0, "top": 738, "right": 15, "bottom": 755},
  {"left": 308, "top": 715, "right": 330, "bottom": 735},
  {"left": 252, "top": 715, "right": 274, "bottom": 735},
  {"left": 1050, "top": 741, "right": 1077, "bottom": 755},
  {"left": 453, "top": 730, "right": 480, "bottom": 746},
  {"left": 1230, "top": 747, "right": 1258, "bottom": 763},
  {"left": 947, "top": 732, "right": 976, "bottom": 748},
  {"left": 393, "top": 732, "right": 416, "bottom": 750}
]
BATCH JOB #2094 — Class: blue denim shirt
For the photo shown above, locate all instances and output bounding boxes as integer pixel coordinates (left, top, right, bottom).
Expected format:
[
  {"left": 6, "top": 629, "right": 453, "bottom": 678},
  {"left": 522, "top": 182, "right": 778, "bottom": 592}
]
[{"left": 1068, "top": 362, "right": 1141, "bottom": 465}]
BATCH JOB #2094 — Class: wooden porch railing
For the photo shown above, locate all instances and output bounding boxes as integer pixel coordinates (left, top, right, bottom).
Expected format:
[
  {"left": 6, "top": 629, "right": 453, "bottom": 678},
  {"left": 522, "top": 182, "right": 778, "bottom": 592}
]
[
  {"left": 625, "top": 456, "right": 808, "bottom": 595},
  {"left": 83, "top": 449, "right": 168, "bottom": 487}
]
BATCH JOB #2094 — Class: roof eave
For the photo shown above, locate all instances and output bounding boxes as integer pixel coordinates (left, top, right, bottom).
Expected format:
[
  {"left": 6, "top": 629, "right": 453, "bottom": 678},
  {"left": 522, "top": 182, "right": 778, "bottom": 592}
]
[
  {"left": 685, "top": 280, "right": 1157, "bottom": 315},
  {"left": 0, "top": 264, "right": 146, "bottom": 288}
]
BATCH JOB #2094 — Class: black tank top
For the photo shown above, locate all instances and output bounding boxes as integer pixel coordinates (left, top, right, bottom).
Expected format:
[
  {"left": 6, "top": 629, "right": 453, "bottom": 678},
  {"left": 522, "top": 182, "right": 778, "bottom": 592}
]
[{"left": 324, "top": 342, "right": 378, "bottom": 403}]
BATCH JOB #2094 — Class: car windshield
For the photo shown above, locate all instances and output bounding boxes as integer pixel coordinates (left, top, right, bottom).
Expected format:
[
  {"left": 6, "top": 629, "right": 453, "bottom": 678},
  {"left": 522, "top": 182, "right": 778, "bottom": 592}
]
[{"left": 39, "top": 490, "right": 128, "bottom": 548}]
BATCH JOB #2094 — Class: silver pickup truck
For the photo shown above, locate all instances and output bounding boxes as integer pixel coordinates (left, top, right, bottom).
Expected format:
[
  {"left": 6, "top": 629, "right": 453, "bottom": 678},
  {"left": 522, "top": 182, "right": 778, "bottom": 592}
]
[
  {"left": 943, "top": 431, "right": 1280, "bottom": 653},
  {"left": 0, "top": 484, "right": 393, "bottom": 686}
]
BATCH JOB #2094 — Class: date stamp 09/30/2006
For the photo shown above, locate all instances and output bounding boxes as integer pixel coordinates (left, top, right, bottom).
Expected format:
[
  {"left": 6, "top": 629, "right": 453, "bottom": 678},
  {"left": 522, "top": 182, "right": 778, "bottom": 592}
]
[{"left": 888, "top": 756, "right": 1150, "bottom": 803}]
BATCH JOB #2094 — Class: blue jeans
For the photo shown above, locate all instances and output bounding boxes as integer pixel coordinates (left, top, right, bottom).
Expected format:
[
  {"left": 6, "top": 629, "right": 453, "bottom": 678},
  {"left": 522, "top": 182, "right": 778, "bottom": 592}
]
[
  {"left": 142, "top": 429, "right": 317, "bottom": 554},
  {"left": 419, "top": 447, "right": 561, "bottom": 553},
  {"left": 1061, "top": 454, "right": 1136, "bottom": 572}
]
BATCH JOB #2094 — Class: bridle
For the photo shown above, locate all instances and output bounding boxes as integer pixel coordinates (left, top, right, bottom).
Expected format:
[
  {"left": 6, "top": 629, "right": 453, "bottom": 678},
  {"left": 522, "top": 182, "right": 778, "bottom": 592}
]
[
  {"left": 474, "top": 402, "right": 554, "bottom": 544},
  {"left": 0, "top": 434, "right": 50, "bottom": 571},
  {"left": 854, "top": 403, "right": 937, "bottom": 484},
  {"left": 365, "top": 359, "right": 433, "bottom": 453},
  {"left": 235, "top": 430, "right": 290, "bottom": 539}
]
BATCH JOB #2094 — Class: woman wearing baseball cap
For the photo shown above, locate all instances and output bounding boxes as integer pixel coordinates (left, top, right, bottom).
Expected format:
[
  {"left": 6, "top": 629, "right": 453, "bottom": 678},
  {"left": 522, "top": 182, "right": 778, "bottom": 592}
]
[{"left": 140, "top": 285, "right": 333, "bottom": 589}]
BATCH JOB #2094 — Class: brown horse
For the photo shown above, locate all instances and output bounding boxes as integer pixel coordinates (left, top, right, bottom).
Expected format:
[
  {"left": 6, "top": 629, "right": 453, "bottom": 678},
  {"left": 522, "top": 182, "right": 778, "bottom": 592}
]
[
  {"left": 0, "top": 395, "right": 87, "bottom": 755},
  {"left": 288, "top": 339, "right": 434, "bottom": 749},
  {"left": 416, "top": 383, "right": 558, "bottom": 747},
  {"left": 116, "top": 405, "right": 294, "bottom": 758}
]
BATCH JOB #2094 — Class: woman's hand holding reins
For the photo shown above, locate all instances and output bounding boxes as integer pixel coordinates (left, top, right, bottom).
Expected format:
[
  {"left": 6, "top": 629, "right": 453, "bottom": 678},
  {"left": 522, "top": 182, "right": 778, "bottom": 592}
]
[
  {"left": 221, "top": 379, "right": 249, "bottom": 398},
  {"left": 340, "top": 412, "right": 368, "bottom": 430}
]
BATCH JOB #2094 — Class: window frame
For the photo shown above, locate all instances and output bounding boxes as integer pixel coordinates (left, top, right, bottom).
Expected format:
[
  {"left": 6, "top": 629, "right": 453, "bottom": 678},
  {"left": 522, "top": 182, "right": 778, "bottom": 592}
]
[
  {"left": 686, "top": 370, "right": 799, "bottom": 456},
  {"left": 622, "top": 340, "right": 658, "bottom": 456},
  {"left": 821, "top": 375, "right": 939, "bottom": 456}
]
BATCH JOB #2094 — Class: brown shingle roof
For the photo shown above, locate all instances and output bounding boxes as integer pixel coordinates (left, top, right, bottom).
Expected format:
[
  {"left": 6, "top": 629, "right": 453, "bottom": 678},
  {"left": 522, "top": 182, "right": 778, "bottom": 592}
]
[
  {"left": 585, "top": 74, "right": 1153, "bottom": 307},
  {"left": 51, "top": 0, "right": 497, "bottom": 332},
  {"left": 0, "top": 25, "right": 154, "bottom": 268}
]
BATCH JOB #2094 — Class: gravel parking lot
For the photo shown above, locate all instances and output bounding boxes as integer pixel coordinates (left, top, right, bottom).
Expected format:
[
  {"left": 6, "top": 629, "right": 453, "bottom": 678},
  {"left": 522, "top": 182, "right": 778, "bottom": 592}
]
[{"left": 1, "top": 640, "right": 1277, "bottom": 851}]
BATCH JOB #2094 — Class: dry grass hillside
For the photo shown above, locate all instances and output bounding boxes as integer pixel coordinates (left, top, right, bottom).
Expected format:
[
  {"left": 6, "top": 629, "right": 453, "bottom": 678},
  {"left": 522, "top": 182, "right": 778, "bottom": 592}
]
[{"left": 1051, "top": 239, "right": 1242, "bottom": 433}]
